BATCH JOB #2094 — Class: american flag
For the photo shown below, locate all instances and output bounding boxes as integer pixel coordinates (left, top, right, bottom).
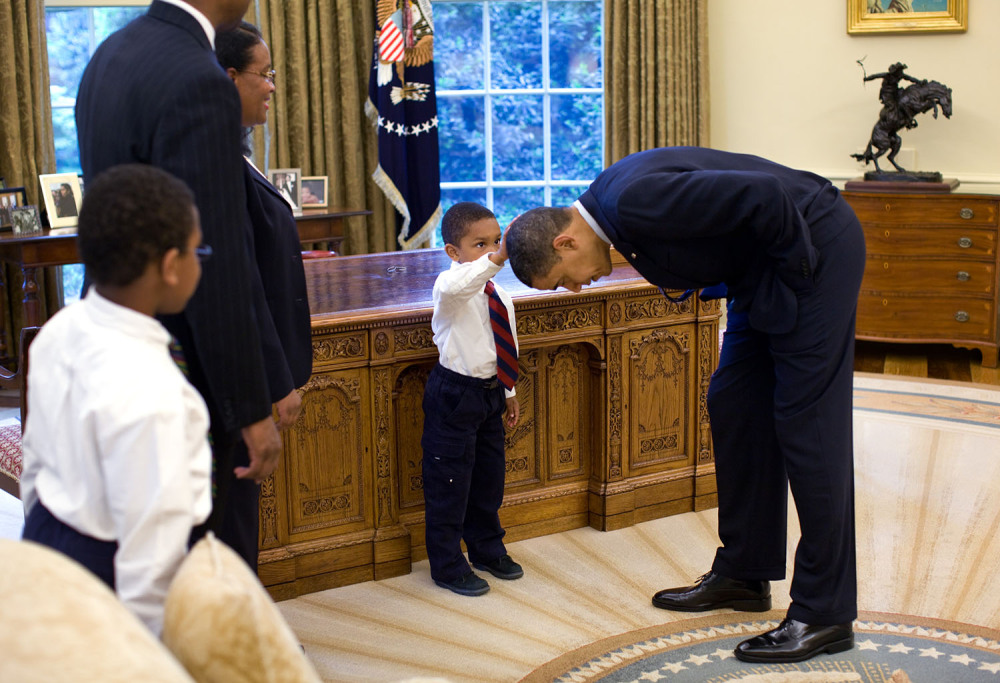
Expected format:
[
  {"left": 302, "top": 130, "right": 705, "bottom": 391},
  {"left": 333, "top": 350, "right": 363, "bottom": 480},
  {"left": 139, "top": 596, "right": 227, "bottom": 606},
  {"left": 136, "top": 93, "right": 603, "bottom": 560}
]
[{"left": 379, "top": 11, "right": 405, "bottom": 63}]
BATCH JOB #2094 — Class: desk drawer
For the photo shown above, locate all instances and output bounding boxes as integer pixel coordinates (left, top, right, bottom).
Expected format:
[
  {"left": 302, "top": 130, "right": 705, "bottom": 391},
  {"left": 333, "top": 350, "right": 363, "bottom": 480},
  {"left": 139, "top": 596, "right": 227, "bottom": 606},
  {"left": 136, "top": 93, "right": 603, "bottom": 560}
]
[
  {"left": 848, "top": 195, "right": 999, "bottom": 227},
  {"left": 862, "top": 225, "right": 996, "bottom": 259},
  {"left": 861, "top": 258, "right": 995, "bottom": 297},
  {"left": 857, "top": 294, "right": 994, "bottom": 341}
]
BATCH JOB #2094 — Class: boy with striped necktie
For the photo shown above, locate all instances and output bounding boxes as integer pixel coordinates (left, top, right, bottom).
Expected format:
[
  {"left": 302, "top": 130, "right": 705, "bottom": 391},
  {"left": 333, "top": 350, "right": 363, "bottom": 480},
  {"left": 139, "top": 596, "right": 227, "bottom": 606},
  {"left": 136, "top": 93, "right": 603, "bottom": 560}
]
[{"left": 421, "top": 202, "right": 523, "bottom": 597}]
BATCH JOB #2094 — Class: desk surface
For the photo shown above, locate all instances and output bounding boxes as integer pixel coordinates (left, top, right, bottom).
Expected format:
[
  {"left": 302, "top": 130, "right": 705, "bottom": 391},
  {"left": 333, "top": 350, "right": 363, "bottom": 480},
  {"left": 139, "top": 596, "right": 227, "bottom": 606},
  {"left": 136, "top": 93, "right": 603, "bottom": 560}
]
[{"left": 304, "top": 249, "right": 654, "bottom": 324}]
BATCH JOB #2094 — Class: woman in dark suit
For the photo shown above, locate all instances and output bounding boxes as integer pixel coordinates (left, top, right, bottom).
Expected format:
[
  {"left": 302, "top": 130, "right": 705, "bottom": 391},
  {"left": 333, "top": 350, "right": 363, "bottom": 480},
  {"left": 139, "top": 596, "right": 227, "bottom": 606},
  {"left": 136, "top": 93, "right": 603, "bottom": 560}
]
[{"left": 216, "top": 22, "right": 312, "bottom": 567}]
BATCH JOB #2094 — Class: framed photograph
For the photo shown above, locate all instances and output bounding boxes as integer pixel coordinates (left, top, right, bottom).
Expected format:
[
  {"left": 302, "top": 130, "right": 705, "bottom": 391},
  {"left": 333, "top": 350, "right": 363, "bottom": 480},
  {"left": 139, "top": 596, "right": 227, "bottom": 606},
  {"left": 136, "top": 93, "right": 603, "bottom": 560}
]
[
  {"left": 11, "top": 205, "right": 43, "bottom": 235},
  {"left": 267, "top": 167, "right": 302, "bottom": 215},
  {"left": 39, "top": 172, "right": 84, "bottom": 228},
  {"left": 847, "top": 0, "right": 967, "bottom": 35},
  {"left": 300, "top": 176, "right": 329, "bottom": 209},
  {"left": 0, "top": 187, "right": 28, "bottom": 231}
]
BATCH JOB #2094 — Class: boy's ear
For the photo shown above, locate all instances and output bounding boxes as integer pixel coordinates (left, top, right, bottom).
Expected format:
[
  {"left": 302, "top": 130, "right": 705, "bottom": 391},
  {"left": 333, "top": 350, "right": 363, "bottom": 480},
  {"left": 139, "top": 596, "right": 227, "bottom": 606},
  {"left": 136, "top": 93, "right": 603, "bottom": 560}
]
[
  {"left": 444, "top": 242, "right": 461, "bottom": 262},
  {"left": 159, "top": 247, "right": 182, "bottom": 287}
]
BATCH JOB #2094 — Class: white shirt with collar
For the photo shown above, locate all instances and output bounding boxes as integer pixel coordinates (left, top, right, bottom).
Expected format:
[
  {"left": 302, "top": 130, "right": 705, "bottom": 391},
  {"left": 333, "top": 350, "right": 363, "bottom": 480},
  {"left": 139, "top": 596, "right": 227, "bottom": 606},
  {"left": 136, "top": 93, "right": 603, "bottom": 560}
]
[
  {"left": 431, "top": 253, "right": 519, "bottom": 399},
  {"left": 157, "top": 0, "right": 216, "bottom": 47},
  {"left": 20, "top": 288, "right": 212, "bottom": 636}
]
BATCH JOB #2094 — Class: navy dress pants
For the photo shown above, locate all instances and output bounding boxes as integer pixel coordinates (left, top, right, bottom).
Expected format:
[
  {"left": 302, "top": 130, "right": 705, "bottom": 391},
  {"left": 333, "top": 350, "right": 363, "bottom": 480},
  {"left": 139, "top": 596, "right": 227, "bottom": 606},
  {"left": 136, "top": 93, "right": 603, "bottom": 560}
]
[
  {"left": 708, "top": 209, "right": 866, "bottom": 625},
  {"left": 421, "top": 364, "right": 508, "bottom": 583},
  {"left": 23, "top": 502, "right": 117, "bottom": 589}
]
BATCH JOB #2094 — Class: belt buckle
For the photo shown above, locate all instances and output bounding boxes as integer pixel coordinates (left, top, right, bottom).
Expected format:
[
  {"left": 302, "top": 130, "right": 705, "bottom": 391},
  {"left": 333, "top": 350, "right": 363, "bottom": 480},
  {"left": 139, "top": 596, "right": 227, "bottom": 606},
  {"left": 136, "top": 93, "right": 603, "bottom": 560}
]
[{"left": 485, "top": 378, "right": 498, "bottom": 390}]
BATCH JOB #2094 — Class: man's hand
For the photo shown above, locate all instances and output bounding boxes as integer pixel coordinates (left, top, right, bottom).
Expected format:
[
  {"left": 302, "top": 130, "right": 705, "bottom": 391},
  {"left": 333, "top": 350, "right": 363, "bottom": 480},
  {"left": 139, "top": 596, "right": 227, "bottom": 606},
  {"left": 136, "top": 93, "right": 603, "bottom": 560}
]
[
  {"left": 237, "top": 416, "right": 282, "bottom": 483},
  {"left": 274, "top": 389, "right": 303, "bottom": 430},
  {"left": 504, "top": 396, "right": 520, "bottom": 429}
]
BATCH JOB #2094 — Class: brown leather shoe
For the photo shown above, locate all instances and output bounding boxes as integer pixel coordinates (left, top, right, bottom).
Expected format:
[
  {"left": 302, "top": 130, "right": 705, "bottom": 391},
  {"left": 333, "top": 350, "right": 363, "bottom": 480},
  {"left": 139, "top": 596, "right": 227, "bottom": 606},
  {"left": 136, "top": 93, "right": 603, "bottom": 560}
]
[
  {"left": 651, "top": 571, "right": 771, "bottom": 612},
  {"left": 735, "top": 618, "right": 854, "bottom": 663}
]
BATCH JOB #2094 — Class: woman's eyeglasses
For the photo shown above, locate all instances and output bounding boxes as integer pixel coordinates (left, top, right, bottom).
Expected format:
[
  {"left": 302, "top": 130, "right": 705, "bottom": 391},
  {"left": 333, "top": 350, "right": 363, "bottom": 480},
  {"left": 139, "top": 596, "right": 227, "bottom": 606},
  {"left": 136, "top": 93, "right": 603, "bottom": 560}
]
[{"left": 241, "top": 68, "right": 276, "bottom": 85}]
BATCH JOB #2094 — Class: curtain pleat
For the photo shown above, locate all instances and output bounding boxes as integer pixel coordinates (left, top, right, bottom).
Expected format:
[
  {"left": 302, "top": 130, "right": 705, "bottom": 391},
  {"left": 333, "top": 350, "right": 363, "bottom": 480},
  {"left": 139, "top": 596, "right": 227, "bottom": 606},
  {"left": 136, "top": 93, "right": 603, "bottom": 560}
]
[
  {"left": 251, "top": 1, "right": 396, "bottom": 254},
  {"left": 605, "top": 0, "right": 709, "bottom": 165},
  {"left": 0, "top": 0, "right": 59, "bottom": 363}
]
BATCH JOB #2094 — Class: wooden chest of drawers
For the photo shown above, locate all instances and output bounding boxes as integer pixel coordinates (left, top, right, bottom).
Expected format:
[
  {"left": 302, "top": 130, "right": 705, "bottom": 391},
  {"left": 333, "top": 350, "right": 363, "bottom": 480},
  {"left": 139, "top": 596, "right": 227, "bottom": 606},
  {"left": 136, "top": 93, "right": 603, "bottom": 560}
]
[{"left": 843, "top": 190, "right": 1000, "bottom": 368}]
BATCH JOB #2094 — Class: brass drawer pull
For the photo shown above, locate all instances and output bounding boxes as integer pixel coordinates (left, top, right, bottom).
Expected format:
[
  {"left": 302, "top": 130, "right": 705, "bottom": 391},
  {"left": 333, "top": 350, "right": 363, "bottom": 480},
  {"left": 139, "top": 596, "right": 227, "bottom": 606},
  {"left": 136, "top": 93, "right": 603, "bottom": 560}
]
[
  {"left": 958, "top": 237, "right": 973, "bottom": 248},
  {"left": 955, "top": 311, "right": 970, "bottom": 323},
  {"left": 960, "top": 207, "right": 974, "bottom": 220},
  {"left": 957, "top": 271, "right": 970, "bottom": 282}
]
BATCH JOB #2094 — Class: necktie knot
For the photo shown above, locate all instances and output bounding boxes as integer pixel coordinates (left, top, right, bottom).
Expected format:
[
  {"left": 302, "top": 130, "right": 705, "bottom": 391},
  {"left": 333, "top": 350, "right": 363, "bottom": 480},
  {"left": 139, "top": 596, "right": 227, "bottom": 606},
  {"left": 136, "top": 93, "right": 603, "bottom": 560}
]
[{"left": 485, "top": 281, "right": 518, "bottom": 391}]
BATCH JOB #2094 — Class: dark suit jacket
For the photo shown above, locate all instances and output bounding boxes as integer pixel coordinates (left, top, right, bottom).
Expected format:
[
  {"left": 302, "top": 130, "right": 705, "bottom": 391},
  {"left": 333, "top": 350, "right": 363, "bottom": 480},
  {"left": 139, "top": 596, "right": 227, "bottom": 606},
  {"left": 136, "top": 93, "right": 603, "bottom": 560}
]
[
  {"left": 75, "top": 1, "right": 271, "bottom": 432},
  {"left": 244, "top": 161, "right": 313, "bottom": 396},
  {"left": 577, "top": 147, "right": 856, "bottom": 334}
]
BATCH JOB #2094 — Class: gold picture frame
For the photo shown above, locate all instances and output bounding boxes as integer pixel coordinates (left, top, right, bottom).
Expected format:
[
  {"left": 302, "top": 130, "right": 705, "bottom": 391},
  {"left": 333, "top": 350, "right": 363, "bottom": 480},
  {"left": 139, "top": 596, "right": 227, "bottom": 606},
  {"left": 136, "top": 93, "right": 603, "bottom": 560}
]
[
  {"left": 38, "top": 172, "right": 83, "bottom": 228},
  {"left": 848, "top": 0, "right": 967, "bottom": 35},
  {"left": 300, "top": 176, "right": 329, "bottom": 209}
]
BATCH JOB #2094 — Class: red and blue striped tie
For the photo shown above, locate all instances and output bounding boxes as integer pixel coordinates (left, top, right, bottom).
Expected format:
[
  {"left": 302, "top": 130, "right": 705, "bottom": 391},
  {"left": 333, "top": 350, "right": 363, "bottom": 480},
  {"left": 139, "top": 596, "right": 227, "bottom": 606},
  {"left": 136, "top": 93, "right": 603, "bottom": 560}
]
[{"left": 485, "top": 280, "right": 518, "bottom": 391}]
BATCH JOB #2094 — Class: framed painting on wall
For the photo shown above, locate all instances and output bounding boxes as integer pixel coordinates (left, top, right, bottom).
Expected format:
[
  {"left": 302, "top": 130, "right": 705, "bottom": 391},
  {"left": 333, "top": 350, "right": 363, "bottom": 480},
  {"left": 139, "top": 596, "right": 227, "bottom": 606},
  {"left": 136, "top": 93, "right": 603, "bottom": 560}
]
[{"left": 847, "top": 0, "right": 967, "bottom": 35}]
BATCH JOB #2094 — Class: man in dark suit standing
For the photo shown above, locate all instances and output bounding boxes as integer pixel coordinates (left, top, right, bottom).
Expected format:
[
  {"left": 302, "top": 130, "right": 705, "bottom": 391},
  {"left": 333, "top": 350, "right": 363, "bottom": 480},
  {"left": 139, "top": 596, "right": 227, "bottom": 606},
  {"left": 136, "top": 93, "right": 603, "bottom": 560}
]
[
  {"left": 75, "top": 0, "right": 282, "bottom": 557},
  {"left": 506, "top": 146, "right": 866, "bottom": 664}
]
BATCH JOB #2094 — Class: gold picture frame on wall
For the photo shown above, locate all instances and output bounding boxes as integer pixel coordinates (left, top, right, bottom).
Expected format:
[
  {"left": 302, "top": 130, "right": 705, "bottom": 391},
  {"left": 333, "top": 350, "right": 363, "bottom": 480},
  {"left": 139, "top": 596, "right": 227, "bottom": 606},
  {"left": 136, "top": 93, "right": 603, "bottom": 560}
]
[{"left": 847, "top": 0, "right": 967, "bottom": 35}]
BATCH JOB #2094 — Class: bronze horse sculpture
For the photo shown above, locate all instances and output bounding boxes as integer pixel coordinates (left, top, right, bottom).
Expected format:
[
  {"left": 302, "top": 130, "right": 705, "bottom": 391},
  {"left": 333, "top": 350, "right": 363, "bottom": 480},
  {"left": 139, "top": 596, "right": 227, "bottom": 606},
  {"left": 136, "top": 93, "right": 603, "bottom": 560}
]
[{"left": 852, "top": 72, "right": 952, "bottom": 174}]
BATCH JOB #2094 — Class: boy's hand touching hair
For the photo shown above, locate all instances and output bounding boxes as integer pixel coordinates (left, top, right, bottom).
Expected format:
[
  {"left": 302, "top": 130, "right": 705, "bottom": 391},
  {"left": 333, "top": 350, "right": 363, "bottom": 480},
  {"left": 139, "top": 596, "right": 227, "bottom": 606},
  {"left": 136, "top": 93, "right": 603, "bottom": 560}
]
[{"left": 489, "top": 215, "right": 519, "bottom": 267}]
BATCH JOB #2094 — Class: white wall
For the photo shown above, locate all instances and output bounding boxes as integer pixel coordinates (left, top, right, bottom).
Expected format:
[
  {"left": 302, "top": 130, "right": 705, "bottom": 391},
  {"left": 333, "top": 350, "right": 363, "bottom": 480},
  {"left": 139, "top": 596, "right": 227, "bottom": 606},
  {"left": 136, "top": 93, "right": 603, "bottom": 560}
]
[{"left": 708, "top": 1, "right": 1000, "bottom": 184}]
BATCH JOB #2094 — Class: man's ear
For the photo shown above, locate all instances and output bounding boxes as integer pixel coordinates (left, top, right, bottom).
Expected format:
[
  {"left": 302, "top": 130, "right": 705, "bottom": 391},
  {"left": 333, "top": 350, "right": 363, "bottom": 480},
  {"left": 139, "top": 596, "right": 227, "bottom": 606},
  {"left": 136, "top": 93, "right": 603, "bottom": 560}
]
[
  {"left": 552, "top": 233, "right": 576, "bottom": 252},
  {"left": 160, "top": 247, "right": 182, "bottom": 287},
  {"left": 444, "top": 243, "right": 461, "bottom": 262}
]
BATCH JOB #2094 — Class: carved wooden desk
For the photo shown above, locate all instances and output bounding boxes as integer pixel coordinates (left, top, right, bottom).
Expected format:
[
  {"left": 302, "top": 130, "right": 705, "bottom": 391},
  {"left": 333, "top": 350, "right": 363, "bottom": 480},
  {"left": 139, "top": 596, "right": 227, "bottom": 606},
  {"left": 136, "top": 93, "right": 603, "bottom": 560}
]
[{"left": 261, "top": 249, "right": 722, "bottom": 599}]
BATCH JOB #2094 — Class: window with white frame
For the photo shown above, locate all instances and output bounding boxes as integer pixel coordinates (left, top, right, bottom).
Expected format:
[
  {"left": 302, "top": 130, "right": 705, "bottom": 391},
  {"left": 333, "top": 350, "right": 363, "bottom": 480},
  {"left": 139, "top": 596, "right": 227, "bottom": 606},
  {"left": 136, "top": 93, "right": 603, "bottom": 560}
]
[
  {"left": 432, "top": 0, "right": 604, "bottom": 238},
  {"left": 44, "top": 0, "right": 149, "bottom": 304}
]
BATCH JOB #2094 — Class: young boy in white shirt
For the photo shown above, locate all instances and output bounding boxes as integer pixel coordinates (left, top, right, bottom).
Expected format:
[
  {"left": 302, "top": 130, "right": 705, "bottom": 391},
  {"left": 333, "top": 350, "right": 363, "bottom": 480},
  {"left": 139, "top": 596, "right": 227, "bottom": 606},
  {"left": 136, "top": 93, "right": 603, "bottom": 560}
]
[
  {"left": 20, "top": 163, "right": 212, "bottom": 636},
  {"left": 422, "top": 202, "right": 523, "bottom": 596}
]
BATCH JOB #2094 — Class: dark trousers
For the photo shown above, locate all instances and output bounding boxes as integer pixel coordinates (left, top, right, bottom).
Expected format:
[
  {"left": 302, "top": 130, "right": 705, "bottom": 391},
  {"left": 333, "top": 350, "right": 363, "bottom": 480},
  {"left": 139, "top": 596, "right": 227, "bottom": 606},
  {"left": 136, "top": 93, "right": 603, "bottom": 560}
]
[
  {"left": 421, "top": 364, "right": 508, "bottom": 583},
  {"left": 22, "top": 502, "right": 117, "bottom": 589},
  {"left": 219, "top": 440, "right": 260, "bottom": 570},
  {"left": 709, "top": 212, "right": 866, "bottom": 625}
]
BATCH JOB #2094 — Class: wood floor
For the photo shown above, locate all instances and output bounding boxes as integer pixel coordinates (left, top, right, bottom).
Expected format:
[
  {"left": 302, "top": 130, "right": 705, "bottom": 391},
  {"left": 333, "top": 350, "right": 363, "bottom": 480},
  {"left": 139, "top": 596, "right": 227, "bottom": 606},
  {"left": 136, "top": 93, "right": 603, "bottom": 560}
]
[{"left": 854, "top": 339, "right": 1000, "bottom": 387}]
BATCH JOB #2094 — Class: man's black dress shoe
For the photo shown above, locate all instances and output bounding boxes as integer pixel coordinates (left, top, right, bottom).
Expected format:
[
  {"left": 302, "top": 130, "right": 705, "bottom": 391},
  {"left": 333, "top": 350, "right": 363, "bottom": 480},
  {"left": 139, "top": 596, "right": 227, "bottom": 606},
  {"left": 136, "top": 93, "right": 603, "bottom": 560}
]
[
  {"left": 735, "top": 618, "right": 854, "bottom": 663},
  {"left": 651, "top": 571, "right": 771, "bottom": 612}
]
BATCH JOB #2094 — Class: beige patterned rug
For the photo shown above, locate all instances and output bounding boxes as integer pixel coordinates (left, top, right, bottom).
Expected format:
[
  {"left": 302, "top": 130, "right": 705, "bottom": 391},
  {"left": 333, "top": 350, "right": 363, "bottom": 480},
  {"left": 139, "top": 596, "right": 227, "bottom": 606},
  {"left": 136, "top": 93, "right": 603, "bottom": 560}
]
[{"left": 279, "top": 373, "right": 1000, "bottom": 683}]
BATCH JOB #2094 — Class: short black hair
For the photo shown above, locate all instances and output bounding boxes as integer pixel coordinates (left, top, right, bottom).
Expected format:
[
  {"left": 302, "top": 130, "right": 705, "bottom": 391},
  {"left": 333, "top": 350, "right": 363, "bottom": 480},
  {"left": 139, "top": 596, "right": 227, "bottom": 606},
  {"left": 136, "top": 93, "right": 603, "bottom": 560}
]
[
  {"left": 506, "top": 206, "right": 572, "bottom": 286},
  {"left": 77, "top": 164, "right": 197, "bottom": 287},
  {"left": 440, "top": 202, "right": 496, "bottom": 247}
]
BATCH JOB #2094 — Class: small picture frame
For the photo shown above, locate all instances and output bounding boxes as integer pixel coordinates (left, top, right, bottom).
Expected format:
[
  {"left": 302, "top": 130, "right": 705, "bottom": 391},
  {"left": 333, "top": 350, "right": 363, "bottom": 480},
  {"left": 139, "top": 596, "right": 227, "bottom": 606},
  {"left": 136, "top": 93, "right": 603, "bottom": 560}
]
[
  {"left": 11, "top": 205, "right": 43, "bottom": 235},
  {"left": 300, "top": 176, "right": 329, "bottom": 209},
  {"left": 267, "top": 167, "right": 302, "bottom": 215},
  {"left": 0, "top": 187, "right": 28, "bottom": 231},
  {"left": 39, "top": 172, "right": 84, "bottom": 228}
]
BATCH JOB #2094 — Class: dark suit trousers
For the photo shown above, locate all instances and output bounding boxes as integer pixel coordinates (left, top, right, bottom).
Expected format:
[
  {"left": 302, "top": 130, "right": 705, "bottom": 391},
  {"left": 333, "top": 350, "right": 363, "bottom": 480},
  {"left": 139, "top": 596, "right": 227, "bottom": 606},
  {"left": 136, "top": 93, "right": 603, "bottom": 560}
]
[
  {"left": 708, "top": 212, "right": 866, "bottom": 625},
  {"left": 219, "top": 441, "right": 260, "bottom": 570},
  {"left": 421, "top": 364, "right": 508, "bottom": 583}
]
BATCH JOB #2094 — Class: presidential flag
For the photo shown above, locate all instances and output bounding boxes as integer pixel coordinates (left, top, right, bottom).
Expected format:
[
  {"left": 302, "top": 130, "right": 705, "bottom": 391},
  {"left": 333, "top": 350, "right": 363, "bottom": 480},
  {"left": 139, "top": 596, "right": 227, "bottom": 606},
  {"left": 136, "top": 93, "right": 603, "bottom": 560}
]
[{"left": 366, "top": 0, "right": 442, "bottom": 249}]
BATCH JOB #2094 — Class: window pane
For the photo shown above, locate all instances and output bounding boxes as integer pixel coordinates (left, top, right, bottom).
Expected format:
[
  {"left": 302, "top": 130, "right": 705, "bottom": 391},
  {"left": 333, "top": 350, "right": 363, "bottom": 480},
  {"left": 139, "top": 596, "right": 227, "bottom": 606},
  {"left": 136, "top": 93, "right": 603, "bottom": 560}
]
[
  {"left": 434, "top": 2, "right": 484, "bottom": 90},
  {"left": 550, "top": 93, "right": 602, "bottom": 180},
  {"left": 492, "top": 186, "right": 543, "bottom": 228},
  {"left": 438, "top": 96, "right": 486, "bottom": 182},
  {"left": 490, "top": 2, "right": 542, "bottom": 89},
  {"left": 492, "top": 95, "right": 543, "bottom": 181},
  {"left": 45, "top": 9, "right": 92, "bottom": 101},
  {"left": 93, "top": 7, "right": 145, "bottom": 43},
  {"left": 52, "top": 107, "right": 81, "bottom": 174},
  {"left": 550, "top": 185, "right": 586, "bottom": 207},
  {"left": 62, "top": 265, "right": 85, "bottom": 305},
  {"left": 549, "top": 1, "right": 602, "bottom": 88}
]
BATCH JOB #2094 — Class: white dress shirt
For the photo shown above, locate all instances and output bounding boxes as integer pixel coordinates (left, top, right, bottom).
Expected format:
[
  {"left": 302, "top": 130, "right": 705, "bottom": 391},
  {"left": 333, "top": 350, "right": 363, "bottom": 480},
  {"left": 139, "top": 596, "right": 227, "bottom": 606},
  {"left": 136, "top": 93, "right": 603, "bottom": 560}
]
[
  {"left": 157, "top": 0, "right": 216, "bottom": 47},
  {"left": 432, "top": 253, "right": 519, "bottom": 399},
  {"left": 20, "top": 289, "right": 212, "bottom": 635}
]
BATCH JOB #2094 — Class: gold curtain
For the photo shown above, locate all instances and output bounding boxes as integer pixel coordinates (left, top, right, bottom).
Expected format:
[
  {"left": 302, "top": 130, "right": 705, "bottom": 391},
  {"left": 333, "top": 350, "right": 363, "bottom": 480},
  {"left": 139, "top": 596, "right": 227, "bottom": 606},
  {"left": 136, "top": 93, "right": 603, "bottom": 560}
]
[
  {"left": 605, "top": 0, "right": 710, "bottom": 165},
  {"left": 0, "top": 0, "right": 58, "bottom": 363},
  {"left": 250, "top": 1, "right": 396, "bottom": 254}
]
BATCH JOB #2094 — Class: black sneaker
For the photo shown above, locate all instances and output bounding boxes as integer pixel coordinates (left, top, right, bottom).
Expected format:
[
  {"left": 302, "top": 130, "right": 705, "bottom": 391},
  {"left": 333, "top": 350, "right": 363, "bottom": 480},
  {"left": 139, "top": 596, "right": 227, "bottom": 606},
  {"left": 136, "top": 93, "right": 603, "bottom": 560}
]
[
  {"left": 472, "top": 554, "right": 524, "bottom": 580},
  {"left": 434, "top": 571, "right": 490, "bottom": 596}
]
